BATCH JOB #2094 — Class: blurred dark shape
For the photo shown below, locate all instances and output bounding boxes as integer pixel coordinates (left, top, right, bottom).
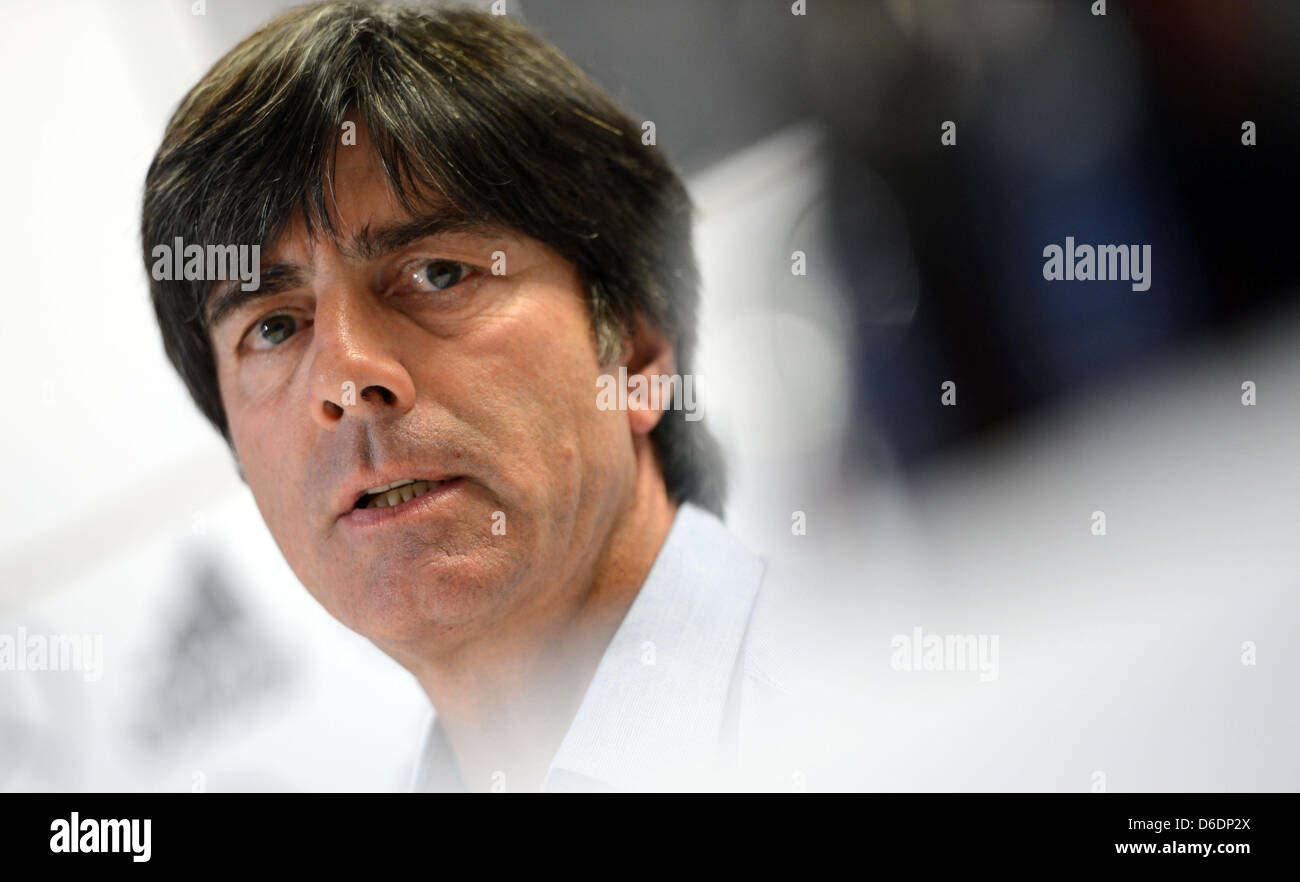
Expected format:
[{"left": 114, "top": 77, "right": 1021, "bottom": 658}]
[
  {"left": 132, "top": 551, "right": 290, "bottom": 751},
  {"left": 775, "top": 0, "right": 1297, "bottom": 468}
]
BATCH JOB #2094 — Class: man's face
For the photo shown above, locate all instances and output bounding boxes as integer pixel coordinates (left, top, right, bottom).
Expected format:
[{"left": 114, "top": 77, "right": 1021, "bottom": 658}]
[{"left": 208, "top": 122, "right": 639, "bottom": 649}]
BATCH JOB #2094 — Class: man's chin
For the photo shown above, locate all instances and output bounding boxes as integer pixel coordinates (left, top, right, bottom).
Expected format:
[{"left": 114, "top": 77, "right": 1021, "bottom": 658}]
[{"left": 321, "top": 554, "right": 522, "bottom": 644}]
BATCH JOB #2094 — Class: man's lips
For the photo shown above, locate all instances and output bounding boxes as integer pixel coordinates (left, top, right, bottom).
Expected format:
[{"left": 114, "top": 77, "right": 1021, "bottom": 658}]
[
  {"left": 334, "top": 470, "right": 459, "bottom": 521},
  {"left": 338, "top": 476, "right": 467, "bottom": 527}
]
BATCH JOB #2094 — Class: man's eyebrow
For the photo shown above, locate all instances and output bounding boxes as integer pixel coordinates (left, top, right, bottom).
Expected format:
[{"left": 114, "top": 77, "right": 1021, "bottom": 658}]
[
  {"left": 204, "top": 263, "right": 309, "bottom": 329},
  {"left": 342, "top": 208, "right": 504, "bottom": 262}
]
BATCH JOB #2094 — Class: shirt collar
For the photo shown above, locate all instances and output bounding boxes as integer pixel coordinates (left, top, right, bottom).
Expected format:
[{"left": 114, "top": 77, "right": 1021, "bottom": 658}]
[{"left": 410, "top": 502, "right": 765, "bottom": 792}]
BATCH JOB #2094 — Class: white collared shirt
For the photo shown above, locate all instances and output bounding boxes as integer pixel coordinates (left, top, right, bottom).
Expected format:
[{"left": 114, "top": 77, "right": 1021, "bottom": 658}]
[{"left": 410, "top": 502, "right": 805, "bottom": 792}]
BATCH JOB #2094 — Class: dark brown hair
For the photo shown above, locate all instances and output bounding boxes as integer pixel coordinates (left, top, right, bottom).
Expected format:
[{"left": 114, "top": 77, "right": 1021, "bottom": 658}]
[{"left": 142, "top": 1, "right": 725, "bottom": 515}]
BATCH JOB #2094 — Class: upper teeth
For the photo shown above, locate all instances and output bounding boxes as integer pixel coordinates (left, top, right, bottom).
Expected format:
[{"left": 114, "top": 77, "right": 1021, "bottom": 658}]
[
  {"left": 361, "top": 479, "right": 440, "bottom": 509},
  {"left": 365, "top": 479, "right": 417, "bottom": 494}
]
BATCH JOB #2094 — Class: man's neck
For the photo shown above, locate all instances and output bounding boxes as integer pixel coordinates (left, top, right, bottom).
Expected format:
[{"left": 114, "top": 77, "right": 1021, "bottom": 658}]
[{"left": 408, "top": 445, "right": 679, "bottom": 792}]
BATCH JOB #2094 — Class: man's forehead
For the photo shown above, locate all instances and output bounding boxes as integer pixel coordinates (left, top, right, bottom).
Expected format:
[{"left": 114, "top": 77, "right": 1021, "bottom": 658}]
[
  {"left": 322, "top": 120, "right": 402, "bottom": 234},
  {"left": 261, "top": 196, "right": 502, "bottom": 265},
  {"left": 255, "top": 113, "right": 437, "bottom": 261},
  {"left": 266, "top": 143, "right": 408, "bottom": 262}
]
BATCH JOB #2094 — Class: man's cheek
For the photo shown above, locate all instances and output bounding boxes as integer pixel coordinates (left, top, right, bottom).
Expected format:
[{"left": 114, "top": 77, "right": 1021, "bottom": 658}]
[{"left": 232, "top": 423, "right": 294, "bottom": 534}]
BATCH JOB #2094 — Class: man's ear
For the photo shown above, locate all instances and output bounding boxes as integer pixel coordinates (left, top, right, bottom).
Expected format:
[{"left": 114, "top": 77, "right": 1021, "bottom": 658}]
[{"left": 621, "top": 315, "right": 677, "bottom": 437}]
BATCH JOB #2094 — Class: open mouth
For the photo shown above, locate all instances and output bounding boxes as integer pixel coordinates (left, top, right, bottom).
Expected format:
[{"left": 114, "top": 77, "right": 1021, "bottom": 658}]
[{"left": 354, "top": 478, "right": 446, "bottom": 510}]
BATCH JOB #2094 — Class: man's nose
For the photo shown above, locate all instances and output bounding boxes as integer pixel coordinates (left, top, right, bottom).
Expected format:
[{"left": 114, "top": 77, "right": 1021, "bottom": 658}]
[{"left": 307, "top": 289, "right": 416, "bottom": 429}]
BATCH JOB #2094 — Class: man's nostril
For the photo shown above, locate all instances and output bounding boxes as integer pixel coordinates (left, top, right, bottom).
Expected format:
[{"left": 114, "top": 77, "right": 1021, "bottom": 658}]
[{"left": 361, "top": 386, "right": 397, "bottom": 406}]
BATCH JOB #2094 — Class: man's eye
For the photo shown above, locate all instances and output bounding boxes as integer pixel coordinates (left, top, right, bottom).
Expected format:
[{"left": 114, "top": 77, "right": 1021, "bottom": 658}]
[
  {"left": 248, "top": 314, "right": 299, "bottom": 350},
  {"left": 413, "top": 259, "right": 468, "bottom": 291}
]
